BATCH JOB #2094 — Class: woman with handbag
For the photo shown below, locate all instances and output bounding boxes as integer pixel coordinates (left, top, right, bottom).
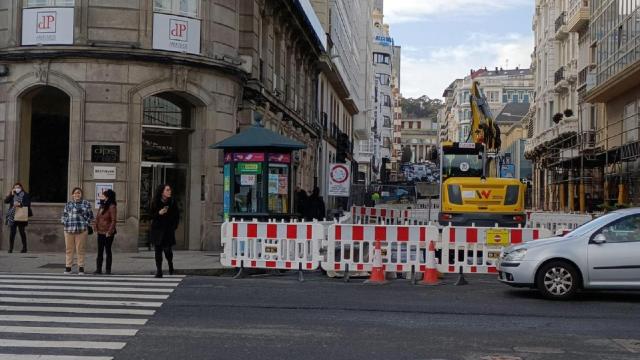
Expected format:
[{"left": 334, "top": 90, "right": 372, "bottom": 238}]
[
  {"left": 4, "top": 183, "right": 32, "bottom": 253},
  {"left": 149, "top": 184, "right": 179, "bottom": 278},
  {"left": 61, "top": 187, "right": 94, "bottom": 275},
  {"left": 94, "top": 189, "right": 117, "bottom": 275}
]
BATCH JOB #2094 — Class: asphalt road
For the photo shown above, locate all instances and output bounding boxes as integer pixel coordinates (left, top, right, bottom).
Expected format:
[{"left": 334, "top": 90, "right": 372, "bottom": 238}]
[{"left": 117, "top": 272, "right": 640, "bottom": 360}]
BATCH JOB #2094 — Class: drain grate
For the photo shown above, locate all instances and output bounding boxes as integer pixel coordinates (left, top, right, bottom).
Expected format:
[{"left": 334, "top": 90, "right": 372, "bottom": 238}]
[{"left": 39, "top": 263, "right": 66, "bottom": 269}]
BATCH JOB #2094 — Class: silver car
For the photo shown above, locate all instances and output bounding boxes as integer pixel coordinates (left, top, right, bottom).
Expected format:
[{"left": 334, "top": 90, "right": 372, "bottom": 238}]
[{"left": 497, "top": 208, "right": 640, "bottom": 300}]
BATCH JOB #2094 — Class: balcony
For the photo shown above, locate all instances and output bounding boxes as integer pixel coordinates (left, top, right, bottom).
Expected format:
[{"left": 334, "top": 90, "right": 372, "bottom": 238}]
[
  {"left": 578, "top": 67, "right": 589, "bottom": 89},
  {"left": 567, "top": 0, "right": 589, "bottom": 33},
  {"left": 554, "top": 66, "right": 569, "bottom": 91},
  {"left": 555, "top": 12, "right": 568, "bottom": 40},
  {"left": 524, "top": 116, "right": 579, "bottom": 156}
]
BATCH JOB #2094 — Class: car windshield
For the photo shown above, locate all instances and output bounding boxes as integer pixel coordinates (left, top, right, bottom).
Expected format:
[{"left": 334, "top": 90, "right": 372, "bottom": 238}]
[
  {"left": 564, "top": 212, "right": 623, "bottom": 238},
  {"left": 442, "top": 153, "right": 483, "bottom": 178}
]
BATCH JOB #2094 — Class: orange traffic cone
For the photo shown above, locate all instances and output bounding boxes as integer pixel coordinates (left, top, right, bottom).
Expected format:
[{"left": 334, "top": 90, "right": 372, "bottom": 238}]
[
  {"left": 364, "top": 239, "right": 387, "bottom": 285},
  {"left": 419, "top": 240, "right": 441, "bottom": 286}
]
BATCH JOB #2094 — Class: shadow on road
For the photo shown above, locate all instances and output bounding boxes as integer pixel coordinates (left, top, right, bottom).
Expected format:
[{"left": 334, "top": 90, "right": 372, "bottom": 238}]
[{"left": 505, "top": 288, "right": 640, "bottom": 303}]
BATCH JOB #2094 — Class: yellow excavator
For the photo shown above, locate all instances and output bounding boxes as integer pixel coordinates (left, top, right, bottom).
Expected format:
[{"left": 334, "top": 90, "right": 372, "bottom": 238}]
[{"left": 439, "top": 81, "right": 527, "bottom": 227}]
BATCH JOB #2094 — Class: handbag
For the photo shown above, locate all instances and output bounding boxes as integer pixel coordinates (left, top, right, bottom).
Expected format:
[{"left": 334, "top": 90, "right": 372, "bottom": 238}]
[
  {"left": 87, "top": 225, "right": 94, "bottom": 235},
  {"left": 14, "top": 207, "right": 29, "bottom": 222}
]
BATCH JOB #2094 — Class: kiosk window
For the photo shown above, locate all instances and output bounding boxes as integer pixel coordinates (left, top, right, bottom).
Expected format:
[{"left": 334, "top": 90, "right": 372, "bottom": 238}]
[
  {"left": 268, "top": 164, "right": 289, "bottom": 213},
  {"left": 234, "top": 163, "right": 262, "bottom": 213}
]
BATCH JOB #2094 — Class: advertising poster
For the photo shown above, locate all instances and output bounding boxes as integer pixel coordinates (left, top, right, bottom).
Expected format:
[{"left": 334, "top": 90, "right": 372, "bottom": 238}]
[
  {"left": 152, "top": 13, "right": 201, "bottom": 55},
  {"left": 95, "top": 183, "right": 114, "bottom": 209},
  {"left": 268, "top": 174, "right": 279, "bottom": 194},
  {"left": 278, "top": 175, "right": 288, "bottom": 195},
  {"left": 22, "top": 7, "right": 74, "bottom": 45},
  {"left": 240, "top": 174, "right": 256, "bottom": 186},
  {"left": 223, "top": 164, "right": 230, "bottom": 220}
]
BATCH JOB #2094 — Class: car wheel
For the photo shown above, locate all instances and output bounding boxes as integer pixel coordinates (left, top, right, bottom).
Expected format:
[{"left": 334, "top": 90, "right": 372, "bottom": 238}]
[{"left": 536, "top": 261, "right": 579, "bottom": 300}]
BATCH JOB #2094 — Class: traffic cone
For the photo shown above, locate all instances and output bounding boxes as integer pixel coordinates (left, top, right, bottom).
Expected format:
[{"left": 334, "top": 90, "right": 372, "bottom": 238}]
[
  {"left": 364, "top": 239, "right": 387, "bottom": 285},
  {"left": 419, "top": 240, "right": 441, "bottom": 286}
]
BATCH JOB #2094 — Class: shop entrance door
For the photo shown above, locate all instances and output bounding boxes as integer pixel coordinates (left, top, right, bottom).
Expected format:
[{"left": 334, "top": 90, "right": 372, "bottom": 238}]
[{"left": 139, "top": 163, "right": 188, "bottom": 249}]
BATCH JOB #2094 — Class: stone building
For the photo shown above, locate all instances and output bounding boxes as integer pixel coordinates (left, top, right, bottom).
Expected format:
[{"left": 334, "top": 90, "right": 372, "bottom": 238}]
[{"left": 0, "top": 0, "right": 340, "bottom": 252}]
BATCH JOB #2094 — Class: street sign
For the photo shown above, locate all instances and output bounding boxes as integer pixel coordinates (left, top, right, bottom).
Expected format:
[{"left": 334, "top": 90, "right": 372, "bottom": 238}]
[
  {"left": 486, "top": 229, "right": 510, "bottom": 246},
  {"left": 328, "top": 163, "right": 350, "bottom": 197}
]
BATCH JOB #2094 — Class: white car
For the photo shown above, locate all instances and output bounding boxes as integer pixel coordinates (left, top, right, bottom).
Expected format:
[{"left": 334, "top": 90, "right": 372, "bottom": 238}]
[{"left": 497, "top": 208, "right": 640, "bottom": 300}]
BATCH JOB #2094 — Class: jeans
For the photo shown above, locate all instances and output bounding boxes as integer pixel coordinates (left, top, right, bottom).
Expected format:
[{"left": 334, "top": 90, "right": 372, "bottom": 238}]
[
  {"left": 96, "top": 234, "right": 114, "bottom": 272},
  {"left": 9, "top": 223, "right": 27, "bottom": 251},
  {"left": 64, "top": 231, "right": 88, "bottom": 268},
  {"left": 154, "top": 245, "right": 174, "bottom": 274}
]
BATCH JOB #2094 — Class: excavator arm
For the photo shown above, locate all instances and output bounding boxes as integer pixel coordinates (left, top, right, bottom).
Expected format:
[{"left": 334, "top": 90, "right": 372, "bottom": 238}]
[{"left": 467, "top": 81, "right": 501, "bottom": 151}]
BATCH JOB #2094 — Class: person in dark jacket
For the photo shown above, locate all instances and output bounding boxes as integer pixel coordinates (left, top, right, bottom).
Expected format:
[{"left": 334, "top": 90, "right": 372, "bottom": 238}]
[
  {"left": 94, "top": 189, "right": 117, "bottom": 275},
  {"left": 305, "top": 187, "right": 326, "bottom": 221},
  {"left": 294, "top": 186, "right": 308, "bottom": 217},
  {"left": 4, "top": 182, "right": 32, "bottom": 253},
  {"left": 149, "top": 184, "right": 179, "bottom": 278}
]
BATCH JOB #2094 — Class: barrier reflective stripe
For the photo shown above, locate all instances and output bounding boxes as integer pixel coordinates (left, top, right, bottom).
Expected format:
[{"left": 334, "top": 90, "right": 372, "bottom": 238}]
[
  {"left": 321, "top": 224, "right": 440, "bottom": 273},
  {"left": 440, "top": 226, "right": 552, "bottom": 274},
  {"left": 220, "top": 221, "right": 324, "bottom": 271}
]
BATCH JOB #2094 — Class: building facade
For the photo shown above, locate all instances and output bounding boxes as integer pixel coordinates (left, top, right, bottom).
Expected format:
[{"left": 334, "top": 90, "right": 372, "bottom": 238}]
[
  {"left": 400, "top": 118, "right": 438, "bottom": 164},
  {"left": 0, "top": 0, "right": 353, "bottom": 252}
]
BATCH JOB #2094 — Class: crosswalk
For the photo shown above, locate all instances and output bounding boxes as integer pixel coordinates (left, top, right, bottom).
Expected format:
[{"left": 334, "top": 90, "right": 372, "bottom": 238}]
[{"left": 0, "top": 272, "right": 184, "bottom": 360}]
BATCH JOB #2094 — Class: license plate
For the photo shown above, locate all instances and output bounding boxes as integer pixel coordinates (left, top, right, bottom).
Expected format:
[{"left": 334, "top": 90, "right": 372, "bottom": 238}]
[
  {"left": 487, "top": 251, "right": 500, "bottom": 259},
  {"left": 486, "top": 229, "right": 510, "bottom": 246},
  {"left": 264, "top": 246, "right": 278, "bottom": 254}
]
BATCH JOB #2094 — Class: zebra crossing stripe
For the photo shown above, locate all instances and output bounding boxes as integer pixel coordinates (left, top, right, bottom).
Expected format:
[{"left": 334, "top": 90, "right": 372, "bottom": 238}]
[
  {"left": 0, "top": 339, "right": 126, "bottom": 350},
  {"left": 0, "top": 355, "right": 113, "bottom": 360},
  {"left": 0, "top": 290, "right": 169, "bottom": 300},
  {"left": 0, "top": 315, "right": 147, "bottom": 325},
  {"left": 0, "top": 326, "right": 138, "bottom": 336},
  {"left": 0, "top": 297, "right": 162, "bottom": 308},
  {"left": 0, "top": 284, "right": 174, "bottom": 293},
  {"left": 0, "top": 279, "right": 178, "bottom": 287},
  {"left": 0, "top": 274, "right": 182, "bottom": 283},
  {"left": 0, "top": 305, "right": 155, "bottom": 316}
]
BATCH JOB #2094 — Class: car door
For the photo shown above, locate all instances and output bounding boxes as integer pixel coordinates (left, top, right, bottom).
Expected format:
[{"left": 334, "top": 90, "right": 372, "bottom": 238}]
[{"left": 587, "top": 214, "right": 640, "bottom": 288}]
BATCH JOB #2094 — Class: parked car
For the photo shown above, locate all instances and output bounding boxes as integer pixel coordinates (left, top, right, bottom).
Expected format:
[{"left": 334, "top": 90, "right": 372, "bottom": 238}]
[{"left": 497, "top": 208, "right": 640, "bottom": 300}]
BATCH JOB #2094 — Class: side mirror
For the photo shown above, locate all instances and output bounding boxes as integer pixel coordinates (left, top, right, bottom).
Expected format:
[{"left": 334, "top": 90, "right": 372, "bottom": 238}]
[{"left": 591, "top": 233, "right": 607, "bottom": 245}]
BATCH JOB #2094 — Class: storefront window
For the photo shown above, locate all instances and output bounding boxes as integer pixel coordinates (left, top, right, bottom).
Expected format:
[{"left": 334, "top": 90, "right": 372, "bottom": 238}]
[
  {"left": 24, "top": 0, "right": 74, "bottom": 7},
  {"left": 268, "top": 164, "right": 289, "bottom": 214},
  {"left": 154, "top": 0, "right": 200, "bottom": 18},
  {"left": 234, "top": 163, "right": 263, "bottom": 213}
]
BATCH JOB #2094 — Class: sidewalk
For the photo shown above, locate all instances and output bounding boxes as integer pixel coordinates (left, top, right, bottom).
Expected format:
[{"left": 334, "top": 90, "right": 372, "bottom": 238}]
[{"left": 0, "top": 250, "right": 227, "bottom": 276}]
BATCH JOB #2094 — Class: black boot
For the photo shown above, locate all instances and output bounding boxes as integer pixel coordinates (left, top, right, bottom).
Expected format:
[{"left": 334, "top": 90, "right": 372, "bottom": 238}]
[
  {"left": 20, "top": 238, "right": 27, "bottom": 253},
  {"left": 8, "top": 238, "right": 14, "bottom": 253},
  {"left": 168, "top": 262, "right": 175, "bottom": 276}
]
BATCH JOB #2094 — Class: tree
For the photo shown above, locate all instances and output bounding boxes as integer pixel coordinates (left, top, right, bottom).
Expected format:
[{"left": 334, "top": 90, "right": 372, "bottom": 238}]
[
  {"left": 401, "top": 95, "right": 444, "bottom": 119},
  {"left": 401, "top": 146, "right": 413, "bottom": 163}
]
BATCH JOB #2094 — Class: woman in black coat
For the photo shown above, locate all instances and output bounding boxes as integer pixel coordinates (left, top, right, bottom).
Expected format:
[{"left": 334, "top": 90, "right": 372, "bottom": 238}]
[
  {"left": 149, "top": 184, "right": 180, "bottom": 278},
  {"left": 4, "top": 182, "right": 32, "bottom": 253}
]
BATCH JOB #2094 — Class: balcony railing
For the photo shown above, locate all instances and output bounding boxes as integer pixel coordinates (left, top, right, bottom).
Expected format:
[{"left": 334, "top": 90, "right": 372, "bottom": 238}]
[
  {"left": 555, "top": 12, "right": 566, "bottom": 33},
  {"left": 568, "top": 0, "right": 589, "bottom": 32},
  {"left": 578, "top": 67, "right": 589, "bottom": 88},
  {"left": 554, "top": 66, "right": 565, "bottom": 85}
]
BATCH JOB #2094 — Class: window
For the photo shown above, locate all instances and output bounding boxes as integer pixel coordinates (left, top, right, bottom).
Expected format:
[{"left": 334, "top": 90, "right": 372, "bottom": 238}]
[
  {"left": 234, "top": 163, "right": 263, "bottom": 213},
  {"left": 502, "top": 93, "right": 508, "bottom": 103},
  {"left": 24, "top": 0, "right": 74, "bottom": 7},
  {"left": 623, "top": 101, "right": 638, "bottom": 143},
  {"left": 487, "top": 91, "right": 500, "bottom": 103},
  {"left": 383, "top": 116, "right": 391, "bottom": 128},
  {"left": 267, "top": 164, "right": 289, "bottom": 214},
  {"left": 377, "top": 73, "right": 391, "bottom": 85},
  {"left": 154, "top": 0, "right": 199, "bottom": 18},
  {"left": 373, "top": 52, "right": 390, "bottom": 65},
  {"left": 597, "top": 215, "right": 640, "bottom": 243},
  {"left": 383, "top": 95, "right": 391, "bottom": 107}
]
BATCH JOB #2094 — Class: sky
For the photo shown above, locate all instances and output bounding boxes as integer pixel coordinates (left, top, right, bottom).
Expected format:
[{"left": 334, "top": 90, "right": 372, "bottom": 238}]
[{"left": 384, "top": 0, "right": 535, "bottom": 100}]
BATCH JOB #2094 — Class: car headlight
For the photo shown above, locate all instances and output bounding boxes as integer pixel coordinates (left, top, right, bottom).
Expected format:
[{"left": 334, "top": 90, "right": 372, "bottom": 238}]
[{"left": 503, "top": 248, "right": 527, "bottom": 262}]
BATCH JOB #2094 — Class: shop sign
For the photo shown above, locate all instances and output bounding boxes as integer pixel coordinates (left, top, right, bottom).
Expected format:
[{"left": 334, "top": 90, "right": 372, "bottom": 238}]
[
  {"left": 22, "top": 7, "right": 74, "bottom": 45},
  {"left": 93, "top": 166, "right": 116, "bottom": 180},
  {"left": 153, "top": 13, "right": 201, "bottom": 55},
  {"left": 91, "top": 145, "right": 120, "bottom": 163},
  {"left": 241, "top": 175, "right": 256, "bottom": 186},
  {"left": 374, "top": 35, "right": 394, "bottom": 47},
  {"left": 233, "top": 153, "right": 265, "bottom": 162},
  {"left": 268, "top": 153, "right": 291, "bottom": 163},
  {"left": 95, "top": 183, "right": 114, "bottom": 209},
  {"left": 236, "top": 163, "right": 262, "bottom": 174},
  {"left": 328, "top": 163, "right": 350, "bottom": 197}
]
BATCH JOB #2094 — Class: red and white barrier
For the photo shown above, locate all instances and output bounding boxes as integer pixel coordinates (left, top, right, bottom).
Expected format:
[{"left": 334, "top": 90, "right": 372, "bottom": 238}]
[
  {"left": 398, "top": 209, "right": 439, "bottom": 225},
  {"left": 321, "top": 224, "right": 440, "bottom": 273},
  {"left": 220, "top": 220, "right": 324, "bottom": 271},
  {"left": 440, "top": 226, "right": 552, "bottom": 274},
  {"left": 527, "top": 212, "right": 592, "bottom": 234},
  {"left": 351, "top": 206, "right": 401, "bottom": 225}
]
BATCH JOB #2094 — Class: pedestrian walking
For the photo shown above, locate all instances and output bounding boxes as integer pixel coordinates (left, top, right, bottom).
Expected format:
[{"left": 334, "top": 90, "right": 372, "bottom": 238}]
[
  {"left": 294, "top": 186, "right": 308, "bottom": 216},
  {"left": 94, "top": 189, "right": 117, "bottom": 275},
  {"left": 4, "top": 183, "right": 32, "bottom": 253},
  {"left": 149, "top": 184, "right": 179, "bottom": 278},
  {"left": 61, "top": 187, "right": 94, "bottom": 275},
  {"left": 305, "top": 187, "right": 326, "bottom": 221}
]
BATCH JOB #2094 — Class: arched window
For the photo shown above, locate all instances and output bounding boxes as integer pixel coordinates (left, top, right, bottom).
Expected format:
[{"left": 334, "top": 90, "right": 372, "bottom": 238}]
[{"left": 19, "top": 86, "right": 70, "bottom": 202}]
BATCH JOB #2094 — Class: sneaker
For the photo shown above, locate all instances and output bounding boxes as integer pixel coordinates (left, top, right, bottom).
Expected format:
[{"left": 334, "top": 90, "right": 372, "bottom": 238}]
[
  {"left": 78, "top": 267, "right": 85, "bottom": 275},
  {"left": 154, "top": 272, "right": 163, "bottom": 278},
  {"left": 63, "top": 267, "right": 72, "bottom": 274},
  {"left": 105, "top": 270, "right": 112, "bottom": 275},
  {"left": 93, "top": 270, "right": 102, "bottom": 275}
]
